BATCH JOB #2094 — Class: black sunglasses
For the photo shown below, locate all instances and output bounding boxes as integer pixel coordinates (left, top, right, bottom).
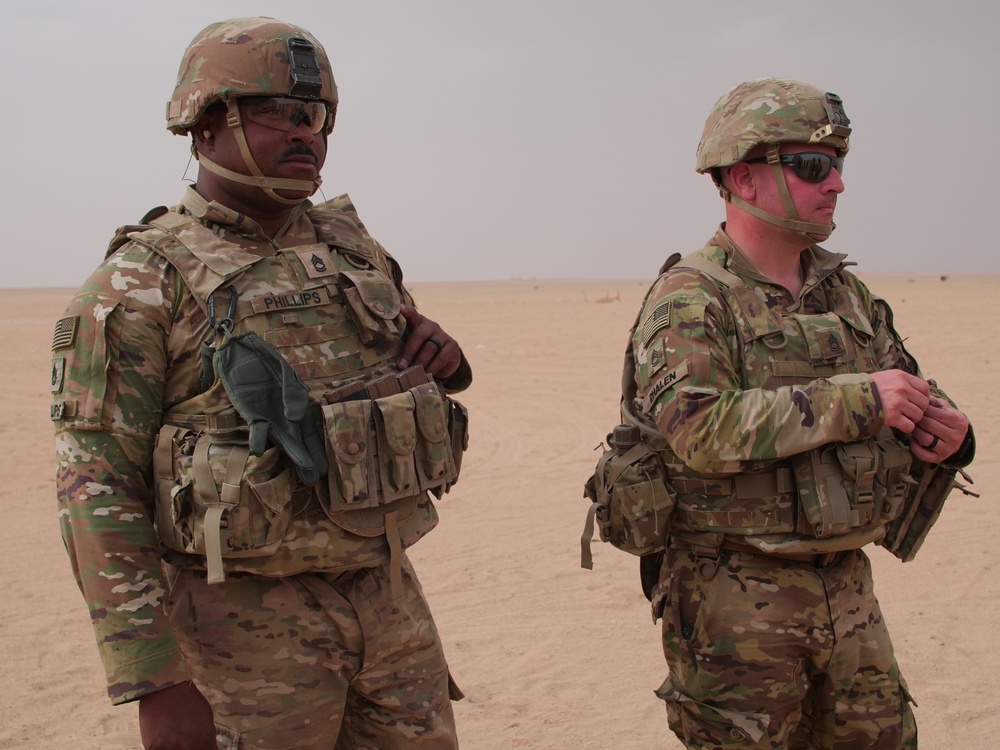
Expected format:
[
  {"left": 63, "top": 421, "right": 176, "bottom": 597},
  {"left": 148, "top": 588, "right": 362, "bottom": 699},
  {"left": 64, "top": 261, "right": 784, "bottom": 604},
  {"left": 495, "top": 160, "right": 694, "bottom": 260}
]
[{"left": 745, "top": 152, "right": 844, "bottom": 182}]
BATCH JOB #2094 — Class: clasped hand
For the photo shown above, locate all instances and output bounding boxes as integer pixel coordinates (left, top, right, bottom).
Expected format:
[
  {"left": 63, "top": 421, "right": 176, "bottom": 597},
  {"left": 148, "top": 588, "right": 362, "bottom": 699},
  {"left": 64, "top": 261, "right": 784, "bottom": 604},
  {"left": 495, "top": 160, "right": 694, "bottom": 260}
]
[
  {"left": 869, "top": 370, "right": 969, "bottom": 462},
  {"left": 396, "top": 305, "right": 462, "bottom": 379}
]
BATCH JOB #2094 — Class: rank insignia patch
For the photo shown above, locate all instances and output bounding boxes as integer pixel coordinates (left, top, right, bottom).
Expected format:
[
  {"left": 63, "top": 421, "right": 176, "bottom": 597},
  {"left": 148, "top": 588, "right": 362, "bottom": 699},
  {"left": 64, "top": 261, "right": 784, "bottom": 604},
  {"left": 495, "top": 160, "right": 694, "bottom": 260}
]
[{"left": 50, "top": 358, "right": 65, "bottom": 393}]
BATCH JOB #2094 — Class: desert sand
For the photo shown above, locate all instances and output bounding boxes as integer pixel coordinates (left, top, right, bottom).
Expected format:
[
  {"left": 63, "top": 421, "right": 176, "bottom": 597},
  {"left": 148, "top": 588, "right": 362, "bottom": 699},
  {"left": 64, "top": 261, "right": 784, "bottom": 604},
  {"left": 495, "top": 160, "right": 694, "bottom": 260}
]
[{"left": 1, "top": 275, "right": 996, "bottom": 749}]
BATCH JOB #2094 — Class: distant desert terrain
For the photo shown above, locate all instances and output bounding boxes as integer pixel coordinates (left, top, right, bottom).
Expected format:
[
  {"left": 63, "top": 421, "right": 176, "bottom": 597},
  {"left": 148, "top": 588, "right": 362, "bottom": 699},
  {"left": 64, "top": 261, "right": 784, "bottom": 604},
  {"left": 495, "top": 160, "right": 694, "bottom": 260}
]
[{"left": 2, "top": 275, "right": 995, "bottom": 748}]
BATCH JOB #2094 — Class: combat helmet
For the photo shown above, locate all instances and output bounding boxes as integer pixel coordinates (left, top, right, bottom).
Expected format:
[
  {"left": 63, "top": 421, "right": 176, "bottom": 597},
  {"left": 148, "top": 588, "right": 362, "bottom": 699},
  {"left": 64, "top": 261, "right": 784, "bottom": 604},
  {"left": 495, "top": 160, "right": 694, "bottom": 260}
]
[
  {"left": 695, "top": 78, "right": 851, "bottom": 241},
  {"left": 167, "top": 17, "right": 339, "bottom": 205}
]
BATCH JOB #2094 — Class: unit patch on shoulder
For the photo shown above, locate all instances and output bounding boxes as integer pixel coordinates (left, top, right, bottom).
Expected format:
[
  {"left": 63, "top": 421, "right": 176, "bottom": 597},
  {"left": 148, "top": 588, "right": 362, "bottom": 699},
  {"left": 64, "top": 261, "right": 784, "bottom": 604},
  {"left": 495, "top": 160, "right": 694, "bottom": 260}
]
[
  {"left": 51, "top": 316, "right": 79, "bottom": 351},
  {"left": 640, "top": 301, "right": 672, "bottom": 345}
]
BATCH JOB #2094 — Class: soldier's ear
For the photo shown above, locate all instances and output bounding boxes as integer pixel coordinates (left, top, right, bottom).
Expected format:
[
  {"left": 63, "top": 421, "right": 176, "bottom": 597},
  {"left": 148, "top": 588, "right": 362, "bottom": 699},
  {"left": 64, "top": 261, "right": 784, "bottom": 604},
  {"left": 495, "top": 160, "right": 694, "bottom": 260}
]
[
  {"left": 192, "top": 106, "right": 225, "bottom": 155},
  {"left": 727, "top": 162, "right": 757, "bottom": 201}
]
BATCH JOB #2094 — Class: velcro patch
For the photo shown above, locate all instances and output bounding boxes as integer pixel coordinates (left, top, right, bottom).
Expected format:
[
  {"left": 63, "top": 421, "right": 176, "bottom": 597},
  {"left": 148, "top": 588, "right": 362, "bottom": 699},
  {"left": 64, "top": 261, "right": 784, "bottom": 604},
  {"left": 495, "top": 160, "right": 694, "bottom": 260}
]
[
  {"left": 50, "top": 358, "right": 65, "bottom": 393},
  {"left": 50, "top": 400, "right": 77, "bottom": 420},
  {"left": 51, "top": 316, "right": 79, "bottom": 350},
  {"left": 251, "top": 289, "right": 330, "bottom": 314},
  {"left": 295, "top": 247, "right": 338, "bottom": 279},
  {"left": 641, "top": 301, "right": 672, "bottom": 345}
]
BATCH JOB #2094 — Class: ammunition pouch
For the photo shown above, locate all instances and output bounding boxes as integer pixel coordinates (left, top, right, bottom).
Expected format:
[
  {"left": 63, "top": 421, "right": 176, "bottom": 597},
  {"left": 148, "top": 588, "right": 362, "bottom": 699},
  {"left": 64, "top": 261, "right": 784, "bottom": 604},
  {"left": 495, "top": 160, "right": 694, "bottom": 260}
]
[
  {"left": 153, "top": 370, "right": 469, "bottom": 586},
  {"left": 581, "top": 425, "right": 676, "bottom": 569},
  {"left": 321, "top": 370, "right": 468, "bottom": 515}
]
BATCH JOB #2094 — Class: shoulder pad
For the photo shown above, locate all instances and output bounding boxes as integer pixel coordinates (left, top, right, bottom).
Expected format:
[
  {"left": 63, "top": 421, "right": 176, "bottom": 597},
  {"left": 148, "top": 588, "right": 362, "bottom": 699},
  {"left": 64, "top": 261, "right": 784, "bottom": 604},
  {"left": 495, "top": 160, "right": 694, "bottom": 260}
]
[
  {"left": 308, "top": 193, "right": 379, "bottom": 261},
  {"left": 103, "top": 206, "right": 170, "bottom": 259}
]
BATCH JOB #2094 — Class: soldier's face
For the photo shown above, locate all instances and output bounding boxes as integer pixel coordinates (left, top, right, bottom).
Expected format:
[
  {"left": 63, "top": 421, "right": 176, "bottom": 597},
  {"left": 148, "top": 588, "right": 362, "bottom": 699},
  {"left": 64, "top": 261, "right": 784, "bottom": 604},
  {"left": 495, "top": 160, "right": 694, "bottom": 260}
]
[
  {"left": 752, "top": 142, "right": 845, "bottom": 227},
  {"left": 238, "top": 98, "right": 328, "bottom": 186},
  {"left": 201, "top": 98, "right": 328, "bottom": 205}
]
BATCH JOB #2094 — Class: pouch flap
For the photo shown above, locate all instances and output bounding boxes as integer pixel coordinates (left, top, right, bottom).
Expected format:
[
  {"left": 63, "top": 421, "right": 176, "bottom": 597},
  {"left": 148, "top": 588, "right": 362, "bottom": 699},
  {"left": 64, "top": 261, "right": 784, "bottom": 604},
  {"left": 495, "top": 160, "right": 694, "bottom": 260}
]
[
  {"left": 375, "top": 393, "right": 417, "bottom": 456},
  {"left": 341, "top": 269, "right": 400, "bottom": 320},
  {"left": 323, "top": 400, "right": 371, "bottom": 465},
  {"left": 411, "top": 383, "right": 448, "bottom": 444}
]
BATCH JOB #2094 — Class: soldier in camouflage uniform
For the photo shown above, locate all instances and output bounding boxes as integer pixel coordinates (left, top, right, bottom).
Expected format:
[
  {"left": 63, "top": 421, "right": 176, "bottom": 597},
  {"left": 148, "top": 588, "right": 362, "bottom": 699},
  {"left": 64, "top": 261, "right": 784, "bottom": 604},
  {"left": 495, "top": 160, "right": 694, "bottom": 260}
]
[
  {"left": 52, "top": 17, "right": 470, "bottom": 750},
  {"left": 625, "top": 79, "right": 975, "bottom": 748}
]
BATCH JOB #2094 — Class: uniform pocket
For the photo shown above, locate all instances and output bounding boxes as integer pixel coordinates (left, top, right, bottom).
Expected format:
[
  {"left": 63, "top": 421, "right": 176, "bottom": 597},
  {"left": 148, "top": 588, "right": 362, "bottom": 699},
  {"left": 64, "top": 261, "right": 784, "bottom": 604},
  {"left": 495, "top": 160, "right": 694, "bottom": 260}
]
[{"left": 656, "top": 675, "right": 772, "bottom": 747}]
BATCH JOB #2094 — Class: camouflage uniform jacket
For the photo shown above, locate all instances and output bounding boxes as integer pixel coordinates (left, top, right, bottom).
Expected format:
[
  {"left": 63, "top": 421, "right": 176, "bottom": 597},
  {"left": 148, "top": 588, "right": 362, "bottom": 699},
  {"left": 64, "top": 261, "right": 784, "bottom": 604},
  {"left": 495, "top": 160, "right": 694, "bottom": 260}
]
[
  {"left": 630, "top": 227, "right": 962, "bottom": 556},
  {"left": 53, "top": 188, "right": 470, "bottom": 704}
]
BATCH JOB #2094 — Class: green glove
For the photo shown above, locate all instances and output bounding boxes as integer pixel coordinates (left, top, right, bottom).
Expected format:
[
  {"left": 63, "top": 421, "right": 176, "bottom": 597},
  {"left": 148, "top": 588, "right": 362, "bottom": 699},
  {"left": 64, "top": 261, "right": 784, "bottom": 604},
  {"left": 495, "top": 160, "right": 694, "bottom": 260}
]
[{"left": 214, "top": 330, "right": 328, "bottom": 485}]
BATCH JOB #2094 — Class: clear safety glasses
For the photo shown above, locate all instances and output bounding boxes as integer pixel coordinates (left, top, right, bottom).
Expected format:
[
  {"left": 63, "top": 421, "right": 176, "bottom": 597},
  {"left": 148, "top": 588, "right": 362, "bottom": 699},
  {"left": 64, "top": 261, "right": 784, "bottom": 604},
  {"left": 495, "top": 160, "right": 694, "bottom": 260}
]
[
  {"left": 745, "top": 152, "right": 845, "bottom": 182},
  {"left": 241, "top": 97, "right": 329, "bottom": 134}
]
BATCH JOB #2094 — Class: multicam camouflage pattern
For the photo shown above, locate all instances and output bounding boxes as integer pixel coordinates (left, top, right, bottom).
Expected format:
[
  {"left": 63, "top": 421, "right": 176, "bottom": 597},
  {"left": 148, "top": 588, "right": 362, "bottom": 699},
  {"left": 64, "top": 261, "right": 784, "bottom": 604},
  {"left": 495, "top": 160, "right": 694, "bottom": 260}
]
[
  {"left": 695, "top": 78, "right": 851, "bottom": 172},
  {"left": 167, "top": 17, "right": 338, "bottom": 134},
  {"left": 630, "top": 230, "right": 940, "bottom": 554},
  {"left": 652, "top": 547, "right": 916, "bottom": 748},
  {"left": 167, "top": 558, "right": 459, "bottom": 748},
  {"left": 623, "top": 230, "right": 958, "bottom": 746},
  {"left": 53, "top": 187, "right": 467, "bottom": 704}
]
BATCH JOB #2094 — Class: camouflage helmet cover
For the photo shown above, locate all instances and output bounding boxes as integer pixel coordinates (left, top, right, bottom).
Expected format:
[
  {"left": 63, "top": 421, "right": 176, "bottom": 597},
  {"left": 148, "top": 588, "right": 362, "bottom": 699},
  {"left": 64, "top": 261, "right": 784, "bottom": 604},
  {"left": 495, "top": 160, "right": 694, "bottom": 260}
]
[
  {"left": 695, "top": 78, "right": 851, "bottom": 173},
  {"left": 167, "top": 17, "right": 338, "bottom": 135}
]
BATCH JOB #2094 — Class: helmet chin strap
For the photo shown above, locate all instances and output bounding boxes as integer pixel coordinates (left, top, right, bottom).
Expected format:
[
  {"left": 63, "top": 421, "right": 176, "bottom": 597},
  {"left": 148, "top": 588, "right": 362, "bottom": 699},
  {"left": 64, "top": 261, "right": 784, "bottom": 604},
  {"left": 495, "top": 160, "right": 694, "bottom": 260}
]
[
  {"left": 195, "top": 100, "right": 322, "bottom": 206},
  {"left": 719, "top": 145, "right": 835, "bottom": 243}
]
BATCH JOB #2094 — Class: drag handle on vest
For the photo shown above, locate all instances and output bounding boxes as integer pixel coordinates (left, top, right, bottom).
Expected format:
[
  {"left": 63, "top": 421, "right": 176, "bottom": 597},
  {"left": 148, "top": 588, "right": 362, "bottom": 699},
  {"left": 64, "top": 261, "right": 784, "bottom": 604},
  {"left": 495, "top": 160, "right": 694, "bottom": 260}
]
[{"left": 214, "top": 330, "right": 330, "bottom": 485}]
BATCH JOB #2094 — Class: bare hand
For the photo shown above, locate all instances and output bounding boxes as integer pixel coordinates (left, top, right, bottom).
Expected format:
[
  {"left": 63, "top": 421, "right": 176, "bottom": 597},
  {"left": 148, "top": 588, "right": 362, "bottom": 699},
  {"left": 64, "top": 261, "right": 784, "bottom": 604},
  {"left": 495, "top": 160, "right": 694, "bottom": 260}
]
[
  {"left": 910, "top": 396, "right": 970, "bottom": 463},
  {"left": 397, "top": 305, "right": 462, "bottom": 379},
  {"left": 139, "top": 681, "right": 216, "bottom": 750},
  {"left": 869, "top": 370, "right": 930, "bottom": 433}
]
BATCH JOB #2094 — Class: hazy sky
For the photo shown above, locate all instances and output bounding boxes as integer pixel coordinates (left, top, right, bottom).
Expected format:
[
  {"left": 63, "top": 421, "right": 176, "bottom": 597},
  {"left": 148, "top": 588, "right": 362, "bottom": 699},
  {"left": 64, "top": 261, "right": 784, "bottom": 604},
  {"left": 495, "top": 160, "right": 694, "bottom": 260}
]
[{"left": 5, "top": 0, "right": 998, "bottom": 288}]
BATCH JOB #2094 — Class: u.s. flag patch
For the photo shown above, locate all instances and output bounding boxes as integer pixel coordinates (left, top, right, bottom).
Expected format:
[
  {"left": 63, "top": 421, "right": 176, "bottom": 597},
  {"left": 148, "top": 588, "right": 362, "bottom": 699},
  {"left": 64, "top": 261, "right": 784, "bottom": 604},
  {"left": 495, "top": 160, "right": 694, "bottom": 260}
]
[{"left": 52, "top": 316, "right": 79, "bottom": 351}]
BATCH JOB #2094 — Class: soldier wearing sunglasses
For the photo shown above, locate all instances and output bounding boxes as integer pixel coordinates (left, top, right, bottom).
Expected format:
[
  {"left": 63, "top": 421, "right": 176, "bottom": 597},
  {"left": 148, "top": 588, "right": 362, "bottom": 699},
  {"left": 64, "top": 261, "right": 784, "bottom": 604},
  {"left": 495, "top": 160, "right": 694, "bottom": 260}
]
[
  {"left": 599, "top": 78, "right": 974, "bottom": 748},
  {"left": 52, "top": 17, "right": 471, "bottom": 750}
]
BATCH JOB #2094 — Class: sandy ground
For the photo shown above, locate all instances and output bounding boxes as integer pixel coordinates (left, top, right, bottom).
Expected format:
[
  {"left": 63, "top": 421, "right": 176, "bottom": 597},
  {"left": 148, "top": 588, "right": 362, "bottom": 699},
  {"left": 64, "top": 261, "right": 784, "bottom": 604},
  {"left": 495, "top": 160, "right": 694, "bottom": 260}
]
[{"left": 1, "top": 274, "right": 996, "bottom": 749}]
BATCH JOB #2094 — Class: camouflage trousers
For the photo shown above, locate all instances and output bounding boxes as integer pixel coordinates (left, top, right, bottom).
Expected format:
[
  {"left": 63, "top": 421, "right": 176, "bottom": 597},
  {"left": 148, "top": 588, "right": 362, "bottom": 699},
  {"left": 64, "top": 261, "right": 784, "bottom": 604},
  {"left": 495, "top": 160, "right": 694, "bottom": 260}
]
[
  {"left": 652, "top": 547, "right": 916, "bottom": 749},
  {"left": 165, "top": 556, "right": 460, "bottom": 749}
]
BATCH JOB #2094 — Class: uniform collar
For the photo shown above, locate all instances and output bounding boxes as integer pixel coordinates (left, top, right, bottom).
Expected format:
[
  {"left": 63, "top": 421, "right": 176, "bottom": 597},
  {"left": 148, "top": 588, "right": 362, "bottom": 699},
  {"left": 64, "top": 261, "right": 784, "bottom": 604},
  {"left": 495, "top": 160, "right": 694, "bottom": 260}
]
[
  {"left": 712, "top": 225, "right": 851, "bottom": 291},
  {"left": 177, "top": 187, "right": 314, "bottom": 246}
]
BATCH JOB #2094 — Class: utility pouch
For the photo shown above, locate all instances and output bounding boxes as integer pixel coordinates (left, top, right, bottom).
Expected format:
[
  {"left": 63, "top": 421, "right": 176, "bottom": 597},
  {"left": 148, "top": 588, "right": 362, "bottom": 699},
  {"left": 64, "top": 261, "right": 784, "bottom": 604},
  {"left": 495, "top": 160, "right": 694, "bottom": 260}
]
[
  {"left": 581, "top": 425, "right": 676, "bottom": 569},
  {"left": 882, "top": 462, "right": 977, "bottom": 562},
  {"left": 340, "top": 269, "right": 401, "bottom": 346},
  {"left": 793, "top": 443, "right": 864, "bottom": 537},
  {"left": 153, "top": 417, "right": 297, "bottom": 584},
  {"left": 792, "top": 430, "right": 913, "bottom": 538}
]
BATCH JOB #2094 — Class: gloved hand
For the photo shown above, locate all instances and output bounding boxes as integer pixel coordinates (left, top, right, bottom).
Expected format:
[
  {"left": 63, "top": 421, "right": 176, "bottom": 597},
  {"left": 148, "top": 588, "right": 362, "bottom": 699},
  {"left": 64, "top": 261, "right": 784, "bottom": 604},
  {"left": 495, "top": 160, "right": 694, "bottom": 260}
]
[{"left": 214, "top": 330, "right": 328, "bottom": 484}]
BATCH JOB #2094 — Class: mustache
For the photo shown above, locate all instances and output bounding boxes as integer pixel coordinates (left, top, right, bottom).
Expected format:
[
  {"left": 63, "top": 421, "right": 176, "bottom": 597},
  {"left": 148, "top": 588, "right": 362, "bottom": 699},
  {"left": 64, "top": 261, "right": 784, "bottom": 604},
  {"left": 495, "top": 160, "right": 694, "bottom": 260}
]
[{"left": 282, "top": 145, "right": 318, "bottom": 160}]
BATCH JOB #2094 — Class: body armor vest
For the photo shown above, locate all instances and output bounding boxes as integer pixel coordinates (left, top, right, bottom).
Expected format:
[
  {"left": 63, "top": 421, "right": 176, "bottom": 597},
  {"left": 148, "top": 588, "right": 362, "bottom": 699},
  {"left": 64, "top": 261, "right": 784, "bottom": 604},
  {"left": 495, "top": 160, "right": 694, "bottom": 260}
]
[
  {"left": 623, "top": 248, "right": 912, "bottom": 552},
  {"left": 125, "top": 198, "right": 463, "bottom": 583}
]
